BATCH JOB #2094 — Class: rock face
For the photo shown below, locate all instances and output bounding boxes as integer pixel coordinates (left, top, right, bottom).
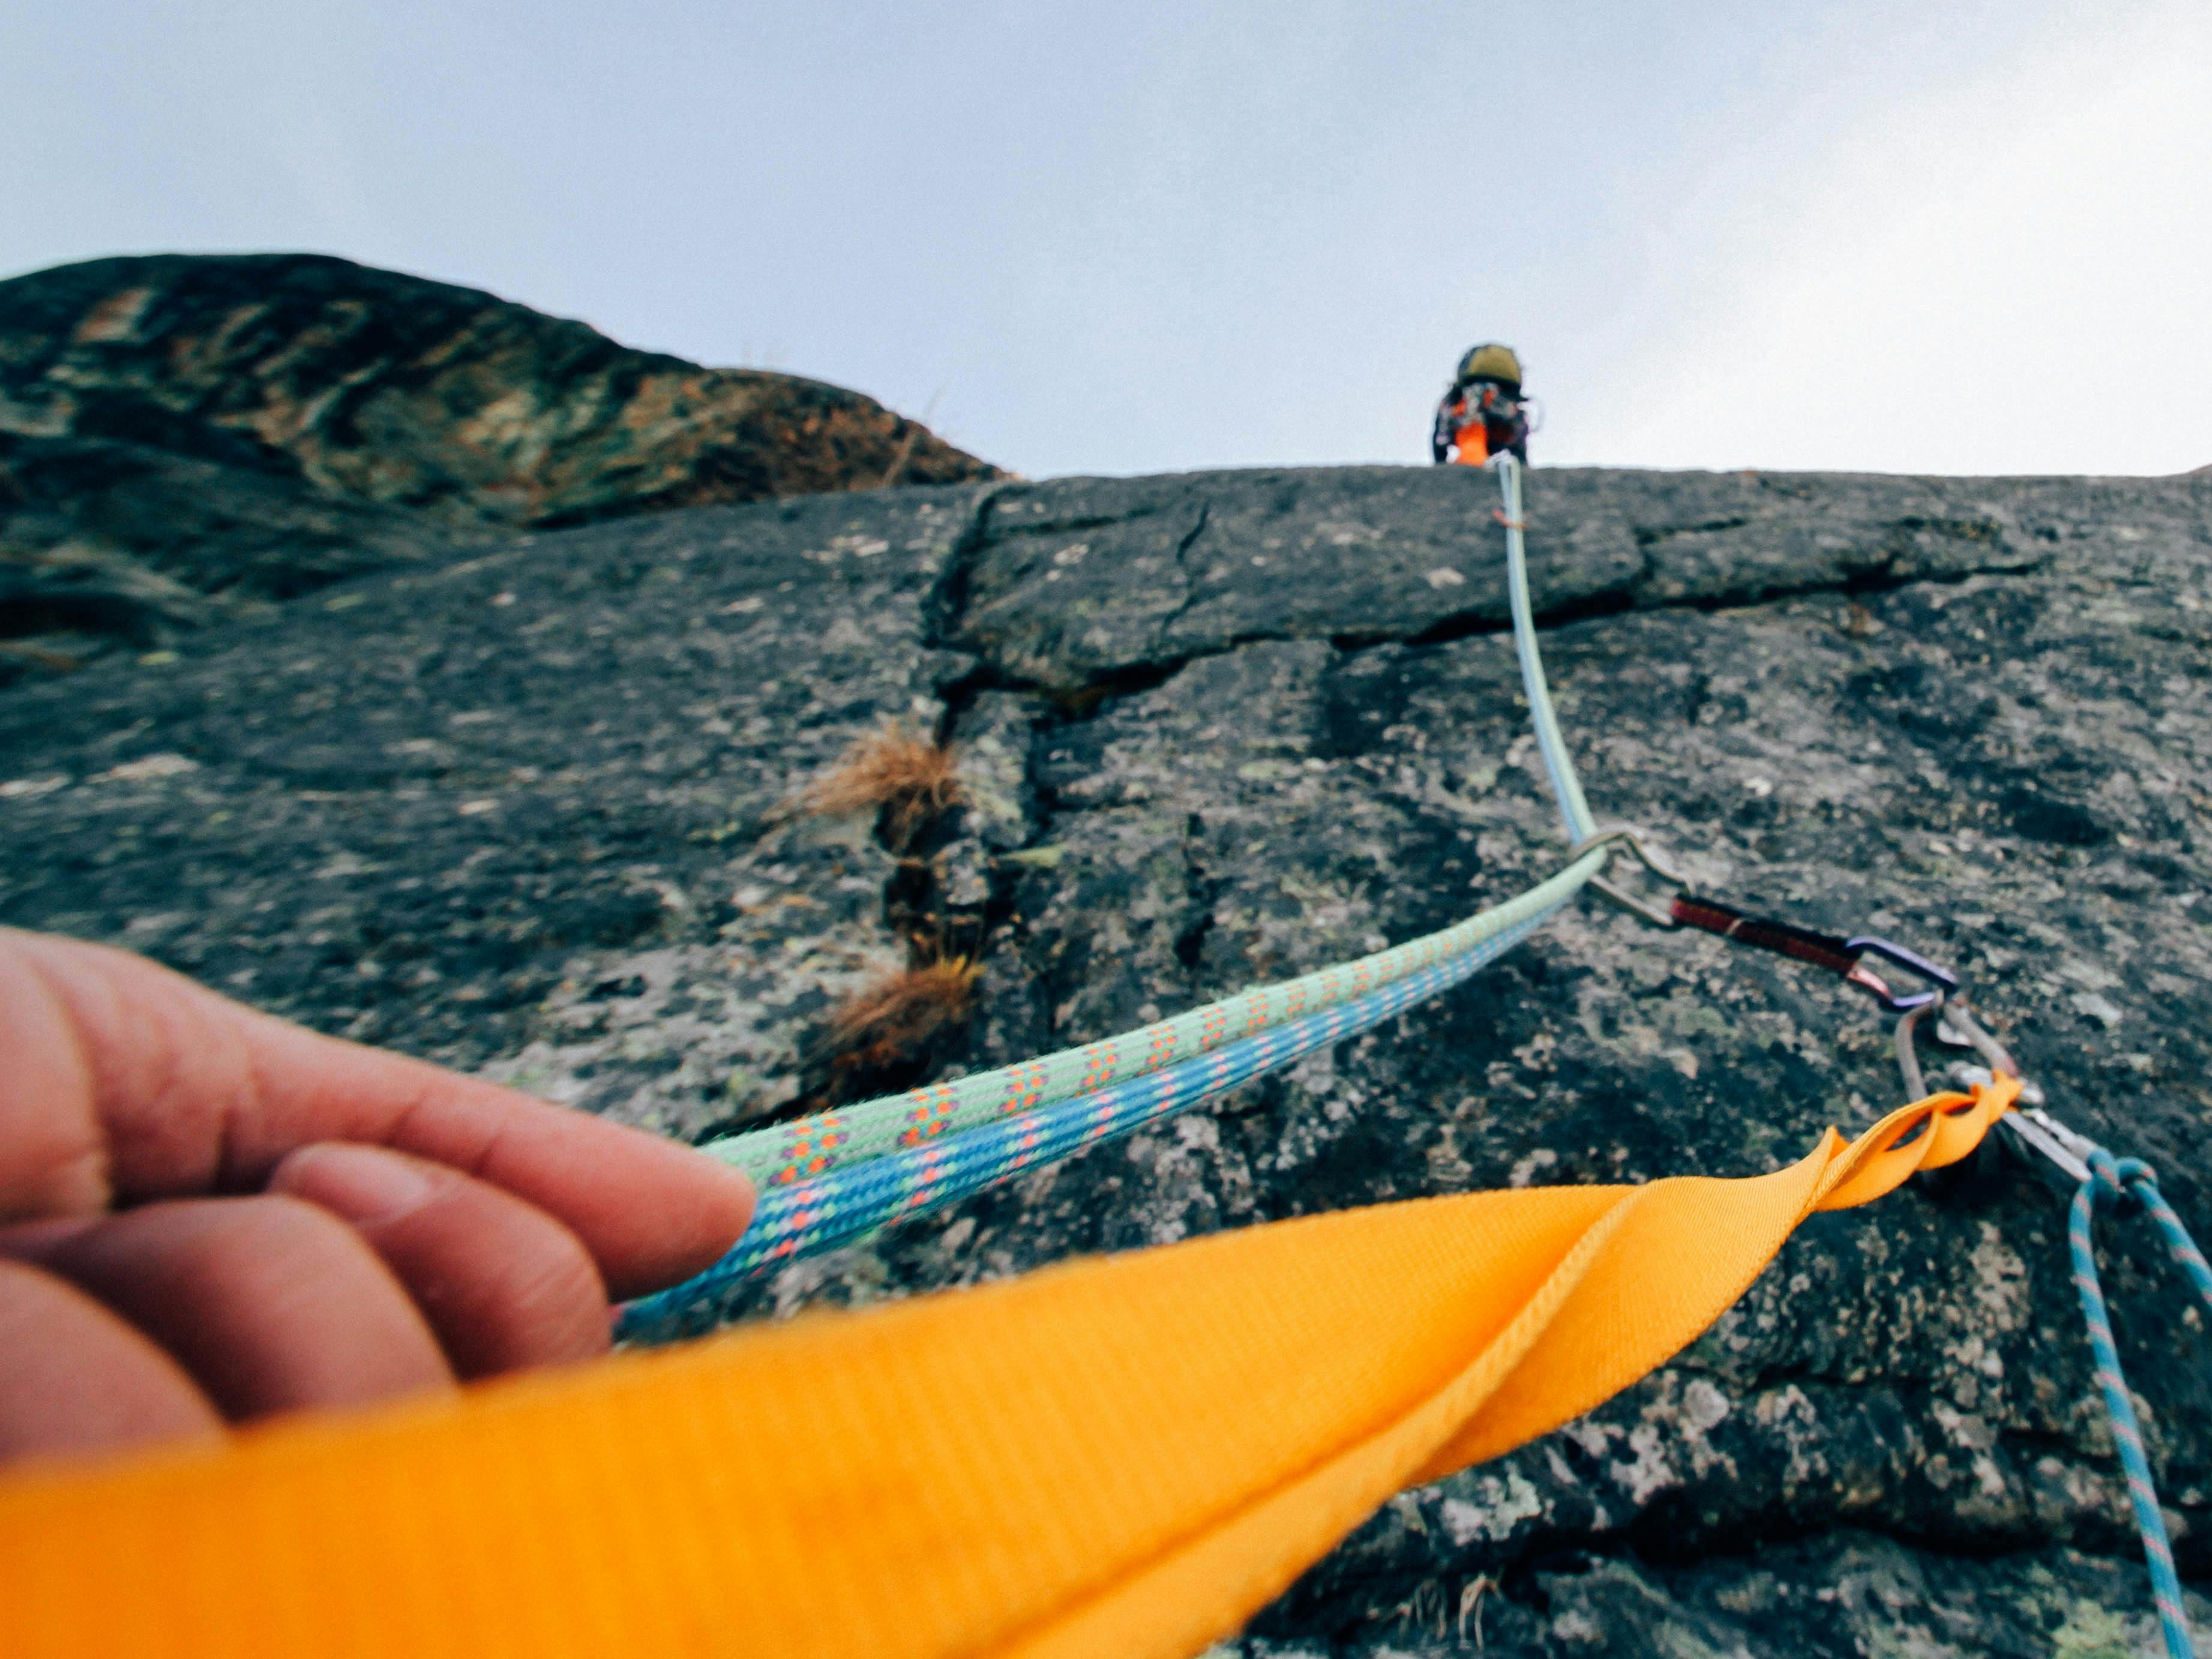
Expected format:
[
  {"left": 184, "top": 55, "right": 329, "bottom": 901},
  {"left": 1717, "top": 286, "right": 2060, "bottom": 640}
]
[
  {"left": 0, "top": 254, "right": 999, "bottom": 676},
  {"left": 5, "top": 460, "right": 2212, "bottom": 1655}
]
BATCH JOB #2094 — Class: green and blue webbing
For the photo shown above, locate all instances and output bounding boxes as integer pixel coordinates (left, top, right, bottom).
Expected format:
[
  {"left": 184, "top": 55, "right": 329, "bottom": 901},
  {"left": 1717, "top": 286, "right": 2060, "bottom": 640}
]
[{"left": 2069, "top": 1149, "right": 2212, "bottom": 1659}]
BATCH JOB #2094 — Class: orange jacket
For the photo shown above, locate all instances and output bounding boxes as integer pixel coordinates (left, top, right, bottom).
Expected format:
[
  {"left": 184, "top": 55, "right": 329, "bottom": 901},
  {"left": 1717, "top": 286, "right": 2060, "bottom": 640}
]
[{"left": 1432, "top": 380, "right": 1527, "bottom": 466}]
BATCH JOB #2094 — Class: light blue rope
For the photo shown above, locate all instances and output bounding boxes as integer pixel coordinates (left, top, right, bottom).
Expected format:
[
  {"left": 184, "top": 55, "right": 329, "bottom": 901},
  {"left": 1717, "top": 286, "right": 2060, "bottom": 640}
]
[
  {"left": 2069, "top": 1148, "right": 2209, "bottom": 1659},
  {"left": 1497, "top": 456, "right": 1596, "bottom": 845},
  {"left": 619, "top": 900, "right": 1568, "bottom": 1337}
]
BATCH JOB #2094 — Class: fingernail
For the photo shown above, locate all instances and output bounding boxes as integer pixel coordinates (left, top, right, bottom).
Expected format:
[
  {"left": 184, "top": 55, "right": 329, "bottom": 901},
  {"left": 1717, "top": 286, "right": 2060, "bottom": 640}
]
[{"left": 282, "top": 1145, "right": 439, "bottom": 1227}]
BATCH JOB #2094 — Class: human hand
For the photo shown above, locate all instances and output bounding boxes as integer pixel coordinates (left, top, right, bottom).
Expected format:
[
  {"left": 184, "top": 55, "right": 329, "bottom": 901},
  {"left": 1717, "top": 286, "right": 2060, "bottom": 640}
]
[{"left": 0, "top": 927, "right": 754, "bottom": 1467}]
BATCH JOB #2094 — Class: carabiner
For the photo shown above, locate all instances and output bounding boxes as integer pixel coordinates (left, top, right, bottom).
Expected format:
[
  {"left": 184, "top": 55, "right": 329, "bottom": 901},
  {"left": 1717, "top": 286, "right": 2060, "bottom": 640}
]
[
  {"left": 1668, "top": 894, "right": 1957, "bottom": 1013},
  {"left": 1895, "top": 995, "right": 2079, "bottom": 1176},
  {"left": 1839, "top": 934, "right": 1960, "bottom": 1013},
  {"left": 1567, "top": 823, "right": 1692, "bottom": 929},
  {"left": 1570, "top": 830, "right": 1961, "bottom": 1014}
]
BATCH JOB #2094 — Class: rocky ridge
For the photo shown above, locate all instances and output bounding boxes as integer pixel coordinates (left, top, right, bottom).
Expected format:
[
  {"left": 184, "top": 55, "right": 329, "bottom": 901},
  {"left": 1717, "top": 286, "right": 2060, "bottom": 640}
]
[
  {"left": 0, "top": 253, "right": 998, "bottom": 676},
  {"left": 4, "top": 460, "right": 2212, "bottom": 1656}
]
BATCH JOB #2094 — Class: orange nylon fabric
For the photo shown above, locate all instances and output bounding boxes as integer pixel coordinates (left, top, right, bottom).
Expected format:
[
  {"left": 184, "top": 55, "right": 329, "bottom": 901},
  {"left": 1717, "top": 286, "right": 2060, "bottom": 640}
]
[{"left": 0, "top": 1080, "right": 2015, "bottom": 1659}]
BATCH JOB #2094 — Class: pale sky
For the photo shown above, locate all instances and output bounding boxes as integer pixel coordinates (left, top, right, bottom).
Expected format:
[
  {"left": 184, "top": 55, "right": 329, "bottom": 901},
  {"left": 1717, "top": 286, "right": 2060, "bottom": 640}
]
[{"left": 4, "top": 1, "right": 2207, "bottom": 479}]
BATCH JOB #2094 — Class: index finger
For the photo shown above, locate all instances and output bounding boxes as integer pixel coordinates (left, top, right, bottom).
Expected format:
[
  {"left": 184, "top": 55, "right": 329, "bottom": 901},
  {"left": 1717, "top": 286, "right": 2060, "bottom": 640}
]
[{"left": 0, "top": 929, "right": 753, "bottom": 1298}]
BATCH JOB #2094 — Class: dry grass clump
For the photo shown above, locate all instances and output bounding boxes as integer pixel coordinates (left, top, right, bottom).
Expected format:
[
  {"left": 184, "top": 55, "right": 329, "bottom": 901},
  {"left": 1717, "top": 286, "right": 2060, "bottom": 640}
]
[
  {"left": 817, "top": 957, "right": 982, "bottom": 1076},
  {"left": 794, "top": 720, "right": 963, "bottom": 846}
]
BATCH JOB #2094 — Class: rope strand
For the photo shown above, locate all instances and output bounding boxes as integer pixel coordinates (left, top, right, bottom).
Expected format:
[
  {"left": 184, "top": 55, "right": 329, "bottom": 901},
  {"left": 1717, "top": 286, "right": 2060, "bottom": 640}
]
[
  {"left": 704, "top": 848, "right": 1601, "bottom": 1191},
  {"left": 2069, "top": 1149, "right": 2210, "bottom": 1659},
  {"left": 622, "top": 902, "right": 1568, "bottom": 1335},
  {"left": 1497, "top": 456, "right": 1596, "bottom": 844}
]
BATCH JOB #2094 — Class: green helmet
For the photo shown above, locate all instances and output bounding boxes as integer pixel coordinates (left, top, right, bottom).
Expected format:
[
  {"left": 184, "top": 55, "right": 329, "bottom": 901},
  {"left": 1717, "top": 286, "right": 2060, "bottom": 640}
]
[{"left": 1455, "top": 342, "right": 1522, "bottom": 389}]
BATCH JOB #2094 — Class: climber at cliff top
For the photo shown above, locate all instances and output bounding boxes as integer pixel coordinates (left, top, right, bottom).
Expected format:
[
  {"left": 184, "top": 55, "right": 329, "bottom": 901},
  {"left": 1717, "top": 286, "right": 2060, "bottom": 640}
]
[{"left": 1431, "top": 341, "right": 1531, "bottom": 467}]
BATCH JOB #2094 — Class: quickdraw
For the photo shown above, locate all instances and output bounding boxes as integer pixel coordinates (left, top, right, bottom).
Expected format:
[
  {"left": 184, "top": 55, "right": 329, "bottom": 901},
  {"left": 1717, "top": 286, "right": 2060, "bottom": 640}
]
[{"left": 1584, "top": 779, "right": 2206, "bottom": 1658}]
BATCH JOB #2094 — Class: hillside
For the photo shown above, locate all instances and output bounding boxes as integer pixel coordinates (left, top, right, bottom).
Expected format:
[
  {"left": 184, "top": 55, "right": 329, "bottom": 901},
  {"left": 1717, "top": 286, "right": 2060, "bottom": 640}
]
[
  {"left": 4, "top": 459, "right": 2212, "bottom": 1654},
  {"left": 0, "top": 253, "right": 999, "bottom": 678}
]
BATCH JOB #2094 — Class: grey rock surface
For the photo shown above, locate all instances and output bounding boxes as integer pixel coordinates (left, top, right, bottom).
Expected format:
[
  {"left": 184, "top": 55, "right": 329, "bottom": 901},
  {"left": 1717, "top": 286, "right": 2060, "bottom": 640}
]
[
  {"left": 0, "top": 429, "right": 493, "bottom": 677},
  {"left": 6, "top": 460, "right": 2212, "bottom": 1655},
  {"left": 0, "top": 253, "right": 999, "bottom": 677}
]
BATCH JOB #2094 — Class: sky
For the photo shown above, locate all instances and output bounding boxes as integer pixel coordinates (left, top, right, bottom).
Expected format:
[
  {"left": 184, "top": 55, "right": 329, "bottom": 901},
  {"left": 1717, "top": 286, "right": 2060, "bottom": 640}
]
[{"left": 3, "top": 1, "right": 2207, "bottom": 480}]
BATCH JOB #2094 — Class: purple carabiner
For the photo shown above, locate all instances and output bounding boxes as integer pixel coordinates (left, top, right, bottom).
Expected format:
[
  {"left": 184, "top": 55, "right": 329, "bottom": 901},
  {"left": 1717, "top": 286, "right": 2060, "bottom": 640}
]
[
  {"left": 1670, "top": 895, "right": 1961, "bottom": 1014},
  {"left": 1842, "top": 936, "right": 1959, "bottom": 1013}
]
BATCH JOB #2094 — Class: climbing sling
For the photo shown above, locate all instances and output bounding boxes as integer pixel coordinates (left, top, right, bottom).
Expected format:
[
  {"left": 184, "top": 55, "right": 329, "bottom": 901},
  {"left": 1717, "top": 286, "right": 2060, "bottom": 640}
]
[
  {"left": 0, "top": 457, "right": 2172, "bottom": 1659},
  {"left": 0, "top": 1085, "right": 2015, "bottom": 1659}
]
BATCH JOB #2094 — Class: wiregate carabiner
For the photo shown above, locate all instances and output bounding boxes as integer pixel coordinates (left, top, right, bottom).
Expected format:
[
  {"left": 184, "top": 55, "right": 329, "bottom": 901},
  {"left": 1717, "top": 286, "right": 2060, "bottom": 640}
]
[
  {"left": 1567, "top": 823, "right": 1694, "bottom": 929},
  {"left": 1568, "top": 830, "right": 1961, "bottom": 1014}
]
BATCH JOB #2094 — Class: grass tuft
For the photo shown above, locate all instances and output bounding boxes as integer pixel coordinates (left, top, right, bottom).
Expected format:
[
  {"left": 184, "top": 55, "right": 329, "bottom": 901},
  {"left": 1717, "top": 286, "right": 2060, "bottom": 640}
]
[
  {"left": 794, "top": 720, "right": 963, "bottom": 846},
  {"left": 817, "top": 958, "right": 982, "bottom": 1076}
]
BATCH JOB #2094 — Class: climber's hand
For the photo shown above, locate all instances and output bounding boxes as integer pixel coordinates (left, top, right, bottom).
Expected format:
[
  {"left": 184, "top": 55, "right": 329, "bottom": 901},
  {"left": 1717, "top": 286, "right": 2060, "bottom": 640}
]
[{"left": 0, "top": 927, "right": 754, "bottom": 1468}]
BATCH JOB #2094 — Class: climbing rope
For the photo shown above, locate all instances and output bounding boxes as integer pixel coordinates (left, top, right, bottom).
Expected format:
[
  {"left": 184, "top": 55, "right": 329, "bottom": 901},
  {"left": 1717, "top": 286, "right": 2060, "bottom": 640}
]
[
  {"left": 2070, "top": 1151, "right": 2211, "bottom": 1659},
  {"left": 1497, "top": 455, "right": 1594, "bottom": 843},
  {"left": 630, "top": 456, "right": 1633, "bottom": 1328},
  {"left": 1893, "top": 993, "right": 2205, "bottom": 1654},
  {"left": 702, "top": 459, "right": 1595, "bottom": 1199},
  {"left": 624, "top": 899, "right": 1567, "bottom": 1333},
  {"left": 705, "top": 849, "right": 1604, "bottom": 1193}
]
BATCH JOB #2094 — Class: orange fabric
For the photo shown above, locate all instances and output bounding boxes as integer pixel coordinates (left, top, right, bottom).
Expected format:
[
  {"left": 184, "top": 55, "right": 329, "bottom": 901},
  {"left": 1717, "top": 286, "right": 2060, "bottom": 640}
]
[
  {"left": 0, "top": 1080, "right": 2015, "bottom": 1659},
  {"left": 1450, "top": 417, "right": 1491, "bottom": 465}
]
